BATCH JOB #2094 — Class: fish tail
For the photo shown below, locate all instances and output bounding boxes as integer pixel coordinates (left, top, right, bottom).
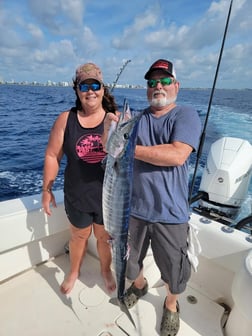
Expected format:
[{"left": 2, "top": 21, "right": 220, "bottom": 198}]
[
  {"left": 119, "top": 298, "right": 136, "bottom": 328},
  {"left": 109, "top": 297, "right": 136, "bottom": 328}
]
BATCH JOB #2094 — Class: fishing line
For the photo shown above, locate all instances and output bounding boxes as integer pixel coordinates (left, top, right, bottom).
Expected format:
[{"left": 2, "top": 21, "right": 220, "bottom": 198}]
[{"left": 189, "top": 0, "right": 234, "bottom": 203}]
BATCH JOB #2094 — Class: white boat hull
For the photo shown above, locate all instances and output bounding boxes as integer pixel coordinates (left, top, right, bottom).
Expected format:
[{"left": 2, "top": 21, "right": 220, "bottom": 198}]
[{"left": 1, "top": 191, "right": 252, "bottom": 335}]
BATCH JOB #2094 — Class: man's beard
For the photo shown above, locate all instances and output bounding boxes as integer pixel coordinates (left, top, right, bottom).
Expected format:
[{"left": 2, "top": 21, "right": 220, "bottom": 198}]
[{"left": 149, "top": 89, "right": 177, "bottom": 108}]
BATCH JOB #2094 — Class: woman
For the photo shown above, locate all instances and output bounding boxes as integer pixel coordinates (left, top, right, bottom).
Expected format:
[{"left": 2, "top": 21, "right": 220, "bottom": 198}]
[{"left": 42, "top": 62, "right": 117, "bottom": 294}]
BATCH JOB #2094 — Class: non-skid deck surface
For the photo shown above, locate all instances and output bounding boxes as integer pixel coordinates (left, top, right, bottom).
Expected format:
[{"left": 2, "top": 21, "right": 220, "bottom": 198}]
[{"left": 0, "top": 253, "right": 224, "bottom": 336}]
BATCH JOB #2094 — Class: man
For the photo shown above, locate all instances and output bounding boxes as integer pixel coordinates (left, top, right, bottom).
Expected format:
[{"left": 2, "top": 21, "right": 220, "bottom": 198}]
[{"left": 103, "top": 59, "right": 201, "bottom": 336}]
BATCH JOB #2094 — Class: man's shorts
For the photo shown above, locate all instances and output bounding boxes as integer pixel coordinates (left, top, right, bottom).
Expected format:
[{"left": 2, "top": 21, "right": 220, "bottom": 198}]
[
  {"left": 64, "top": 197, "right": 103, "bottom": 228},
  {"left": 126, "top": 216, "right": 191, "bottom": 294}
]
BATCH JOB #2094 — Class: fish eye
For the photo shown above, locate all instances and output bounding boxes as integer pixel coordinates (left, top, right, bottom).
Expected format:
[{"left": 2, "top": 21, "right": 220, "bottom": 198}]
[{"left": 124, "top": 133, "right": 129, "bottom": 139}]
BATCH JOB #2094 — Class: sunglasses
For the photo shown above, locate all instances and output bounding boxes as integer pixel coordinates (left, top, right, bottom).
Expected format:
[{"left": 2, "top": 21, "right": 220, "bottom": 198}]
[
  {"left": 147, "top": 77, "right": 175, "bottom": 88},
  {"left": 78, "top": 82, "right": 102, "bottom": 92}
]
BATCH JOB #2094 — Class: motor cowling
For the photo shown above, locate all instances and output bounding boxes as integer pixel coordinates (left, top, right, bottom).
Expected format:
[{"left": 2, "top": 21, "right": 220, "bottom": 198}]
[{"left": 196, "top": 137, "right": 252, "bottom": 220}]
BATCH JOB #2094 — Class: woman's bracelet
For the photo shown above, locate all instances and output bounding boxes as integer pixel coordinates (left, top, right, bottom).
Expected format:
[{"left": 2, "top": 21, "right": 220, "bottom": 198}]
[{"left": 42, "top": 188, "right": 52, "bottom": 193}]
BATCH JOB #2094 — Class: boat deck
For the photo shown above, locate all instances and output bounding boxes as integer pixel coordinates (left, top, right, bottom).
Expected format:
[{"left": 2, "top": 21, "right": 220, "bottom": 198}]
[{"left": 0, "top": 252, "right": 225, "bottom": 336}]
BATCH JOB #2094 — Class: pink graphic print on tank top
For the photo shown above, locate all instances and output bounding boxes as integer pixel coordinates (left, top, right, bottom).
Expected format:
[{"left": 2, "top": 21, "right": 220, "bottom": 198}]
[{"left": 76, "top": 133, "right": 106, "bottom": 163}]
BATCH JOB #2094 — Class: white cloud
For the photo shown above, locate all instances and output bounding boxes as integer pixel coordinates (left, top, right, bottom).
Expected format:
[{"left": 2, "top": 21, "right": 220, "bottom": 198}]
[
  {"left": 112, "top": 8, "right": 159, "bottom": 49},
  {"left": 60, "top": 0, "right": 85, "bottom": 25},
  {"left": 0, "top": 0, "right": 251, "bottom": 88},
  {"left": 33, "top": 40, "right": 75, "bottom": 64},
  {"left": 26, "top": 23, "right": 44, "bottom": 41},
  {"left": 71, "top": 26, "right": 102, "bottom": 62},
  {"left": 27, "top": 0, "right": 84, "bottom": 33}
]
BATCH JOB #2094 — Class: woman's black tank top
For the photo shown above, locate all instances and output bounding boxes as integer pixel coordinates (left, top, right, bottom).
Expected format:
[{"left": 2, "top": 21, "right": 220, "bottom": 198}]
[{"left": 63, "top": 108, "right": 106, "bottom": 212}]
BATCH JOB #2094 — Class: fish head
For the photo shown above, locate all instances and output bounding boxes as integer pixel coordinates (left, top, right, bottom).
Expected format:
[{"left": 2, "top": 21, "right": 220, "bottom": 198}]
[{"left": 106, "top": 114, "right": 140, "bottom": 159}]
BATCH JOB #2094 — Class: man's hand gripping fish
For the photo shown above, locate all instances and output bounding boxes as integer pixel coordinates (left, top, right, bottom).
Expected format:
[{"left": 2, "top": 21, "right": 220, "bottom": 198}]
[{"left": 102, "top": 99, "right": 143, "bottom": 327}]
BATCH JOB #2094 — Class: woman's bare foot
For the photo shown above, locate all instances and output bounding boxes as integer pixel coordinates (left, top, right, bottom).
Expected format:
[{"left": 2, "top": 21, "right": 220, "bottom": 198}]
[
  {"left": 101, "top": 270, "right": 116, "bottom": 293},
  {"left": 60, "top": 273, "right": 78, "bottom": 294}
]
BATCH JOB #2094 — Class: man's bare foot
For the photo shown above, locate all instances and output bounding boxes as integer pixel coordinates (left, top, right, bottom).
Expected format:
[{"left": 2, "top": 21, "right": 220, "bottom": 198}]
[
  {"left": 102, "top": 270, "right": 116, "bottom": 293},
  {"left": 60, "top": 273, "right": 78, "bottom": 294}
]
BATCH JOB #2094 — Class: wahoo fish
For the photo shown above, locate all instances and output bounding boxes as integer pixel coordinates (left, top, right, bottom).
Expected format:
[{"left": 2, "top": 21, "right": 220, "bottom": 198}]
[{"left": 102, "top": 99, "right": 142, "bottom": 327}]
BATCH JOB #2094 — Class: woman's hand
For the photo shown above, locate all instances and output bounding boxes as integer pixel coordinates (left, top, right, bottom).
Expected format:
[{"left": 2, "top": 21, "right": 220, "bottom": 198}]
[{"left": 42, "top": 190, "right": 57, "bottom": 216}]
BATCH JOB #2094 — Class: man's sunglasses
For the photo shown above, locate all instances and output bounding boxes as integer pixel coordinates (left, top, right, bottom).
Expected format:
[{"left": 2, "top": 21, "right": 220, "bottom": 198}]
[
  {"left": 147, "top": 77, "right": 175, "bottom": 88},
  {"left": 78, "top": 82, "right": 102, "bottom": 92}
]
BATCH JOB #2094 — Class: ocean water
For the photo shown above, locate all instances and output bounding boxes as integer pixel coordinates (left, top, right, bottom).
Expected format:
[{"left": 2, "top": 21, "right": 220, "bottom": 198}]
[{"left": 0, "top": 84, "right": 252, "bottom": 221}]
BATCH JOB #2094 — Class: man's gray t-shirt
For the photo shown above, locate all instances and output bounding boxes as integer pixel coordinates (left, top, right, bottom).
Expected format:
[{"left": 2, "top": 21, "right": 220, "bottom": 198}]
[{"left": 131, "top": 105, "right": 201, "bottom": 224}]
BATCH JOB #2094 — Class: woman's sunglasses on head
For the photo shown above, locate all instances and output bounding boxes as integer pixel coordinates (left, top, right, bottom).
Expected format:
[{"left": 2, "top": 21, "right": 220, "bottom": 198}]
[
  {"left": 78, "top": 82, "right": 102, "bottom": 92},
  {"left": 147, "top": 77, "right": 176, "bottom": 88}
]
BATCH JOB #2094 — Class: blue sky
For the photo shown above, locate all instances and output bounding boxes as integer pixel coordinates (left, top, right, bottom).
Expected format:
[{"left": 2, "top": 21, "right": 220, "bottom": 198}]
[{"left": 1, "top": 0, "right": 251, "bottom": 88}]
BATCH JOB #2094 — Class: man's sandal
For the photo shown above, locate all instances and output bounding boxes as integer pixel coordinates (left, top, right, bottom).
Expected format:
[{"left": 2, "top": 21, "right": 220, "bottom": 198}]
[
  {"left": 123, "top": 279, "right": 148, "bottom": 309},
  {"left": 160, "top": 300, "right": 180, "bottom": 336}
]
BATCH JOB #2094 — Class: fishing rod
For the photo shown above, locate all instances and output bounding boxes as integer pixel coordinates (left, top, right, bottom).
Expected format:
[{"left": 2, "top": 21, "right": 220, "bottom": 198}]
[
  {"left": 189, "top": 0, "right": 233, "bottom": 203},
  {"left": 110, "top": 59, "right": 131, "bottom": 93}
]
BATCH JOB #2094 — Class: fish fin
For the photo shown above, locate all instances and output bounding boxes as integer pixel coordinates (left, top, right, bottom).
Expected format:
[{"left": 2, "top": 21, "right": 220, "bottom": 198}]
[
  {"left": 108, "top": 297, "right": 136, "bottom": 328},
  {"left": 109, "top": 297, "right": 118, "bottom": 306},
  {"left": 108, "top": 119, "right": 117, "bottom": 138},
  {"left": 101, "top": 155, "right": 107, "bottom": 170},
  {"left": 123, "top": 99, "right": 131, "bottom": 121},
  {"left": 119, "top": 98, "right": 131, "bottom": 124},
  {"left": 119, "top": 299, "right": 136, "bottom": 329}
]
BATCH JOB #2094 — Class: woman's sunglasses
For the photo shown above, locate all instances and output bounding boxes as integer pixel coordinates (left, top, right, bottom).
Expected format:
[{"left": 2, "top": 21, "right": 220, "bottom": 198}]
[
  {"left": 147, "top": 77, "right": 175, "bottom": 88},
  {"left": 78, "top": 82, "right": 102, "bottom": 92}
]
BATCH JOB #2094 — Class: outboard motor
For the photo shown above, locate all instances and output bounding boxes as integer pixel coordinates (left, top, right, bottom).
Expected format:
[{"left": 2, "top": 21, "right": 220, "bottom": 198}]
[{"left": 193, "top": 137, "right": 252, "bottom": 224}]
